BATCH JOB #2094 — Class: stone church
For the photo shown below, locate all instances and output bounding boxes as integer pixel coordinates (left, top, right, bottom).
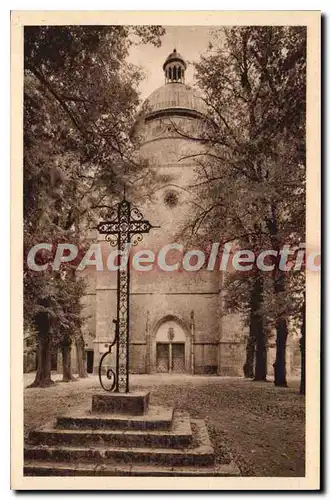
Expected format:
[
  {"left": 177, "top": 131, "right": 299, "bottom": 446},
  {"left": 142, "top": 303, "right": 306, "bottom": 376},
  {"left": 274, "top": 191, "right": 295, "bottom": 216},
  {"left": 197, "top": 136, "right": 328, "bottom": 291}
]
[
  {"left": 80, "top": 49, "right": 247, "bottom": 376},
  {"left": 79, "top": 49, "right": 300, "bottom": 378},
  {"left": 24, "top": 49, "right": 300, "bottom": 377}
]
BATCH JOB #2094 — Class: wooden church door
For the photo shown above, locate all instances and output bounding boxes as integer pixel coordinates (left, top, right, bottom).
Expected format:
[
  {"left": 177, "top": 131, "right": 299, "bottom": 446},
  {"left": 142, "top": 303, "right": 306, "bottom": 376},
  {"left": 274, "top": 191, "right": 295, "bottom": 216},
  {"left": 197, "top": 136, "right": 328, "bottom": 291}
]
[
  {"left": 156, "top": 343, "right": 169, "bottom": 372},
  {"left": 155, "top": 320, "right": 187, "bottom": 373},
  {"left": 172, "top": 343, "right": 185, "bottom": 372}
]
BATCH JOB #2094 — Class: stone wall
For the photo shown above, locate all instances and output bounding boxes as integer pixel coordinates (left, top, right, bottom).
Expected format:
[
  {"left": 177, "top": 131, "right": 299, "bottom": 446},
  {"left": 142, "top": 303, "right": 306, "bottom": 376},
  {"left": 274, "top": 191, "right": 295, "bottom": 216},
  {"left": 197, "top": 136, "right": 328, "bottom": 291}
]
[{"left": 87, "top": 106, "right": 246, "bottom": 377}]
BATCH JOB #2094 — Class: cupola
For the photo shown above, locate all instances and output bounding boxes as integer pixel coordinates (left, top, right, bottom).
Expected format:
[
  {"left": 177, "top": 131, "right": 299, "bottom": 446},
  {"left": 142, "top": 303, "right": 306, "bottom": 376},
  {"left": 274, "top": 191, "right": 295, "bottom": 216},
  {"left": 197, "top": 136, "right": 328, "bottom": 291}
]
[{"left": 163, "top": 48, "right": 187, "bottom": 84}]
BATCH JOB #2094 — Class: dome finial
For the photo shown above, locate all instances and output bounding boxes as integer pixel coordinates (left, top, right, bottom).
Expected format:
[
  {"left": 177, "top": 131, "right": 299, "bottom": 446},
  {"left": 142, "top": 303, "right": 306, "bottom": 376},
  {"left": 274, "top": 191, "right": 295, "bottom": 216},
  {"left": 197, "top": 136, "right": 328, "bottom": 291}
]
[{"left": 163, "top": 48, "right": 186, "bottom": 84}]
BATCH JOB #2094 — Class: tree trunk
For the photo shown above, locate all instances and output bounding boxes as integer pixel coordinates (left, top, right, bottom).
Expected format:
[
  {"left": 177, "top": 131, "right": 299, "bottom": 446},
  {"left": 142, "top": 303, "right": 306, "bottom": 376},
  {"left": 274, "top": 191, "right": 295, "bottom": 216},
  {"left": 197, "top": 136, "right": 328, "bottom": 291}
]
[
  {"left": 251, "top": 275, "right": 267, "bottom": 381},
  {"left": 243, "top": 336, "right": 255, "bottom": 378},
  {"left": 300, "top": 299, "right": 306, "bottom": 395},
  {"left": 273, "top": 268, "right": 289, "bottom": 387},
  {"left": 274, "top": 317, "right": 289, "bottom": 387},
  {"left": 27, "top": 331, "right": 54, "bottom": 388},
  {"left": 266, "top": 207, "right": 290, "bottom": 387},
  {"left": 27, "top": 307, "right": 54, "bottom": 388},
  {"left": 254, "top": 327, "right": 267, "bottom": 381},
  {"left": 254, "top": 316, "right": 267, "bottom": 381},
  {"left": 61, "top": 336, "right": 74, "bottom": 382},
  {"left": 75, "top": 335, "right": 87, "bottom": 378}
]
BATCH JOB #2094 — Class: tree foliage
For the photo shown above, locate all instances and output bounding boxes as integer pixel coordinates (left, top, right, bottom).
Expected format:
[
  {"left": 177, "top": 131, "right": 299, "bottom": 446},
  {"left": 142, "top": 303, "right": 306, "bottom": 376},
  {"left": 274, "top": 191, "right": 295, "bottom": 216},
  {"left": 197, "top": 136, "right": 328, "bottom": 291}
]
[
  {"left": 180, "top": 26, "right": 306, "bottom": 385},
  {"left": 24, "top": 25, "right": 165, "bottom": 385}
]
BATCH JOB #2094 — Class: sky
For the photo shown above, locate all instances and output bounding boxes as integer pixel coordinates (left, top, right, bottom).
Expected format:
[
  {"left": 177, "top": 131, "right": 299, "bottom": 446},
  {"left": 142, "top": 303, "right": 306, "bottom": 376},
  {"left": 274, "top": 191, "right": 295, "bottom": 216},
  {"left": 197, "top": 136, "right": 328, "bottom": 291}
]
[{"left": 127, "top": 26, "right": 218, "bottom": 101}]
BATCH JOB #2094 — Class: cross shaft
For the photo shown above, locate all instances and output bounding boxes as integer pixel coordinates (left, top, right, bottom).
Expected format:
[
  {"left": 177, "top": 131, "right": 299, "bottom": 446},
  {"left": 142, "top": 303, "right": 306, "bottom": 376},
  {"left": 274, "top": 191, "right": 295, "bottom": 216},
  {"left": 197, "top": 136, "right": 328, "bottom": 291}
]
[{"left": 97, "top": 198, "right": 156, "bottom": 393}]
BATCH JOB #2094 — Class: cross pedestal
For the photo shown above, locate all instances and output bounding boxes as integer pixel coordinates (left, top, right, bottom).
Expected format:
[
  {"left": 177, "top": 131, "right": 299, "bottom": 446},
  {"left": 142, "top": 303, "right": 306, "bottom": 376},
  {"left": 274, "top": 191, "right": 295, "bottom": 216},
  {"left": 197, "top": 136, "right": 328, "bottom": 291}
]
[{"left": 92, "top": 391, "right": 150, "bottom": 415}]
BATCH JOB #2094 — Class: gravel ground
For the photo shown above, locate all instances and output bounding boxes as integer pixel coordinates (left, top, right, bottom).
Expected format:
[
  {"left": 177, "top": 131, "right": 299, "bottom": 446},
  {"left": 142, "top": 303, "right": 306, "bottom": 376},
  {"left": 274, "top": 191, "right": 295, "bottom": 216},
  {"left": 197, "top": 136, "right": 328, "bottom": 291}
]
[{"left": 24, "top": 373, "right": 305, "bottom": 477}]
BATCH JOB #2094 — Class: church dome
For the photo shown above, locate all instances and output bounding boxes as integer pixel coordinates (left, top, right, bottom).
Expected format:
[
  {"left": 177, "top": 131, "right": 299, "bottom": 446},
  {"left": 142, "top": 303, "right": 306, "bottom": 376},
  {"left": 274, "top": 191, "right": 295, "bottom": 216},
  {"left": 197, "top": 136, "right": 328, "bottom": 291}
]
[
  {"left": 144, "top": 82, "right": 207, "bottom": 118},
  {"left": 138, "top": 48, "right": 207, "bottom": 120},
  {"left": 144, "top": 83, "right": 206, "bottom": 119}
]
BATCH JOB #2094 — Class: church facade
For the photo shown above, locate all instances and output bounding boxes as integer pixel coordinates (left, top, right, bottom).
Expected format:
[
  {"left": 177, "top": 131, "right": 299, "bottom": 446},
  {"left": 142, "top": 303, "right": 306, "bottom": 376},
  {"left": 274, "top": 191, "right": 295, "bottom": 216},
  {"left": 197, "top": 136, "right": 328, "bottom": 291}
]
[
  {"left": 79, "top": 50, "right": 299, "bottom": 378},
  {"left": 81, "top": 49, "right": 251, "bottom": 376},
  {"left": 24, "top": 50, "right": 300, "bottom": 378}
]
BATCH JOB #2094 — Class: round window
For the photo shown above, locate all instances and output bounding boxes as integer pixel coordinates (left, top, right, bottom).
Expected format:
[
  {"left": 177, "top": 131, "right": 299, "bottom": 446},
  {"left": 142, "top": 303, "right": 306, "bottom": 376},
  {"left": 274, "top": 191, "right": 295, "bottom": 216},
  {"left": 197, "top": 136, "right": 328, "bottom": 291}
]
[{"left": 164, "top": 191, "right": 179, "bottom": 208}]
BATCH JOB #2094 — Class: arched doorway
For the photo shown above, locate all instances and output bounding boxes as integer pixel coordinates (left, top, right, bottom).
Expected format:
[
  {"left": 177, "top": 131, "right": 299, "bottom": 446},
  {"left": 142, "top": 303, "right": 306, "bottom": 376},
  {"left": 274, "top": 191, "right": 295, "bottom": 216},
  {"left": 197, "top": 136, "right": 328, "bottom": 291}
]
[{"left": 154, "top": 318, "right": 189, "bottom": 373}]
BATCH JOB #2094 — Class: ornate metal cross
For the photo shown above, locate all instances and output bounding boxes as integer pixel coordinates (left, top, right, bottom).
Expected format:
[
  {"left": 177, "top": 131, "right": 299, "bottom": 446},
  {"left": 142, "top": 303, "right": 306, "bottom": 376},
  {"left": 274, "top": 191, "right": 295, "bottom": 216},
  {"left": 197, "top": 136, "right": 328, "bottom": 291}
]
[{"left": 97, "top": 195, "right": 157, "bottom": 393}]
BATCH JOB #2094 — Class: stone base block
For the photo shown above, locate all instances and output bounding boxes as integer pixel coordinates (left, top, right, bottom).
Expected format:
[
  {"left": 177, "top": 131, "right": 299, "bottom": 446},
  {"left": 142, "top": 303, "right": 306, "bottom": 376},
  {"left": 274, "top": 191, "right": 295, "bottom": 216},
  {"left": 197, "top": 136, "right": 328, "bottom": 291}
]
[
  {"left": 92, "top": 391, "right": 150, "bottom": 415},
  {"left": 56, "top": 405, "right": 173, "bottom": 431}
]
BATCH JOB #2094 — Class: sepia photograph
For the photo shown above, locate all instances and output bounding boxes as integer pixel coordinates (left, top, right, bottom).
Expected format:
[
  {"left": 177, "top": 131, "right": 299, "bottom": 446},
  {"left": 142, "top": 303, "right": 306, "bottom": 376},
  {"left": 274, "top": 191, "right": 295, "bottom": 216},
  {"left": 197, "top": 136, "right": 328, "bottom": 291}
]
[{"left": 11, "top": 10, "right": 320, "bottom": 490}]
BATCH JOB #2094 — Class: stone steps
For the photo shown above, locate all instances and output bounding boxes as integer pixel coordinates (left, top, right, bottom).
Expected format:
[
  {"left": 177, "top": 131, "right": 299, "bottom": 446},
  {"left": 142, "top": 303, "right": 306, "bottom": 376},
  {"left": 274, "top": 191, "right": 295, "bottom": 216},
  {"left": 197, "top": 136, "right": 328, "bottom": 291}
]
[
  {"left": 56, "top": 405, "right": 173, "bottom": 431},
  {"left": 24, "top": 391, "right": 241, "bottom": 477},
  {"left": 29, "top": 412, "right": 192, "bottom": 449},
  {"left": 25, "top": 419, "right": 214, "bottom": 467},
  {"left": 24, "top": 460, "right": 240, "bottom": 477}
]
